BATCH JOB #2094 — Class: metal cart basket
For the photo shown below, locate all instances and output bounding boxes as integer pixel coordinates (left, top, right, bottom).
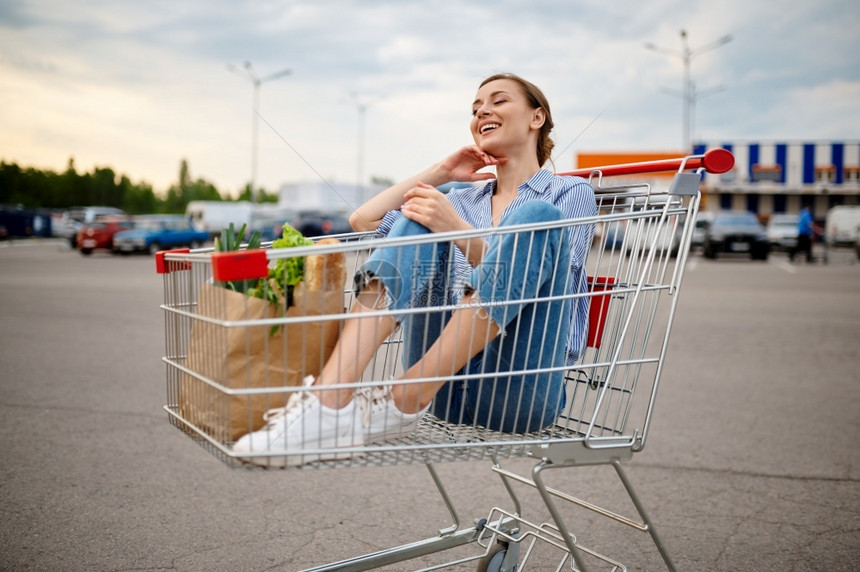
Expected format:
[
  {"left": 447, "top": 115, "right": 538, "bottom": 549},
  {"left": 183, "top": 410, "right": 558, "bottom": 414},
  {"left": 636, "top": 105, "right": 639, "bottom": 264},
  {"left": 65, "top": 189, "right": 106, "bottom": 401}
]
[{"left": 157, "top": 150, "right": 734, "bottom": 571}]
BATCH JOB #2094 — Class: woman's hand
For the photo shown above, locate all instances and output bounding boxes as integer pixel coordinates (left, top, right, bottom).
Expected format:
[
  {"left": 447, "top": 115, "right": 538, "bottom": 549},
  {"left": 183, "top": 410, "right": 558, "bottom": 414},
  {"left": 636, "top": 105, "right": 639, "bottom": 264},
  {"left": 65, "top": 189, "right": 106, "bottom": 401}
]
[
  {"left": 348, "top": 146, "right": 502, "bottom": 233},
  {"left": 438, "top": 146, "right": 505, "bottom": 183},
  {"left": 400, "top": 183, "right": 466, "bottom": 233},
  {"left": 401, "top": 183, "right": 487, "bottom": 266}
]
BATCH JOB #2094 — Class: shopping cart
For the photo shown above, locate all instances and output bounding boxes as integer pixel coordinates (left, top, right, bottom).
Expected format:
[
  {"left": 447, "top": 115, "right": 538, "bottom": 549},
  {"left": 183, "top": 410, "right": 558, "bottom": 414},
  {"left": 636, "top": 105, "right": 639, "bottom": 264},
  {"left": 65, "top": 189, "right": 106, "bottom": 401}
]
[{"left": 157, "top": 149, "right": 734, "bottom": 571}]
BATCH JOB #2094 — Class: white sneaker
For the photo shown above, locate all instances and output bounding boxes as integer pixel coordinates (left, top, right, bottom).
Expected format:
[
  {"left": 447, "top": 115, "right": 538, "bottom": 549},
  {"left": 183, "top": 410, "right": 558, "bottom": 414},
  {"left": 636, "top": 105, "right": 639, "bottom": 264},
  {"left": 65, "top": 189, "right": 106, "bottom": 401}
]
[
  {"left": 232, "top": 376, "right": 363, "bottom": 467},
  {"left": 355, "top": 385, "right": 430, "bottom": 443}
]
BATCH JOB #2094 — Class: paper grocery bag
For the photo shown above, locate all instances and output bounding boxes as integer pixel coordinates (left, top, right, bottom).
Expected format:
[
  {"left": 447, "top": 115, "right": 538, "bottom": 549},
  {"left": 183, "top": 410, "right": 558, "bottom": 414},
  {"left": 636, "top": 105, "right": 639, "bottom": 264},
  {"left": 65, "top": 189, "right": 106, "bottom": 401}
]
[{"left": 179, "top": 280, "right": 342, "bottom": 443}]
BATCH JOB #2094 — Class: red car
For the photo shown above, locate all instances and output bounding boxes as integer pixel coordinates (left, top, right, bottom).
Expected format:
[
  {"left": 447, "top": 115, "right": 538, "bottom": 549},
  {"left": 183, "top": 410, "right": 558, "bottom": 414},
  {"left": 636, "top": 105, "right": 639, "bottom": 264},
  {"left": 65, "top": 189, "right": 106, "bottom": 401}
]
[{"left": 76, "top": 217, "right": 135, "bottom": 255}]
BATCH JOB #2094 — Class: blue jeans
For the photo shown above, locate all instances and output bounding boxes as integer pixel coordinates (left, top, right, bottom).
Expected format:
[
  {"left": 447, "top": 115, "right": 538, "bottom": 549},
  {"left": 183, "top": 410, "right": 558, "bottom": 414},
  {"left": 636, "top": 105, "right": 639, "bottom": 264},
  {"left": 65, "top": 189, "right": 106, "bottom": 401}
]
[{"left": 358, "top": 201, "right": 572, "bottom": 433}]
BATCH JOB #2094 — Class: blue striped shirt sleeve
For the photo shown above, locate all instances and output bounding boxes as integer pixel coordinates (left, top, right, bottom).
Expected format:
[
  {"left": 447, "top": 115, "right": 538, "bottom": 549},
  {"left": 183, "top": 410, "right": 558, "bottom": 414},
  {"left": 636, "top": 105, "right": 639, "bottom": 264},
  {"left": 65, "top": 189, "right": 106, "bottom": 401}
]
[
  {"left": 555, "top": 177, "right": 597, "bottom": 365},
  {"left": 375, "top": 209, "right": 403, "bottom": 236}
]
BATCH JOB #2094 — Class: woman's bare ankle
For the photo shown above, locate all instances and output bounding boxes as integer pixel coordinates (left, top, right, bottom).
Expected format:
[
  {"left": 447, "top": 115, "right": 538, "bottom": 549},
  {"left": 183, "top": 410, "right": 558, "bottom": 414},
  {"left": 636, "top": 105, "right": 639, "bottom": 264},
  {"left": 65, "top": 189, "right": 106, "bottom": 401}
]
[
  {"left": 316, "top": 387, "right": 354, "bottom": 409},
  {"left": 391, "top": 384, "right": 434, "bottom": 414}
]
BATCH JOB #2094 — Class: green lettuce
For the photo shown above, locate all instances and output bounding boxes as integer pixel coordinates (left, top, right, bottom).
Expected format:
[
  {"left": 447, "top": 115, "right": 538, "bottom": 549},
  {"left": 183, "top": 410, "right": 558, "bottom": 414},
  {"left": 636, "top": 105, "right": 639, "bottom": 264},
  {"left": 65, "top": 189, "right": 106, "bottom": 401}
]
[
  {"left": 269, "top": 223, "right": 313, "bottom": 290},
  {"left": 246, "top": 223, "right": 313, "bottom": 325}
]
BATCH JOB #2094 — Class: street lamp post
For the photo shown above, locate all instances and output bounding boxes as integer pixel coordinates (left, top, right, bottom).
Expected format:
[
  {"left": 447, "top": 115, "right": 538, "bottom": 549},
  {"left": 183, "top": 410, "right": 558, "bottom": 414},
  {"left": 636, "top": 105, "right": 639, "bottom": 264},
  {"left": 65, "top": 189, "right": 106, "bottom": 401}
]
[
  {"left": 347, "top": 92, "right": 382, "bottom": 204},
  {"left": 644, "top": 30, "right": 732, "bottom": 152},
  {"left": 689, "top": 80, "right": 725, "bottom": 148},
  {"left": 228, "top": 62, "right": 292, "bottom": 203},
  {"left": 349, "top": 92, "right": 369, "bottom": 200}
]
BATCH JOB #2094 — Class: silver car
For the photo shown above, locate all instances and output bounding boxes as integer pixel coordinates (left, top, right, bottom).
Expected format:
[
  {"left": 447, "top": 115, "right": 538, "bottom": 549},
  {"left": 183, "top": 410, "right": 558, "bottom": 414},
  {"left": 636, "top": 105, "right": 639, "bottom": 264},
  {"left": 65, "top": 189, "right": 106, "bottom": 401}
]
[
  {"left": 691, "top": 212, "right": 715, "bottom": 249},
  {"left": 766, "top": 213, "right": 799, "bottom": 251}
]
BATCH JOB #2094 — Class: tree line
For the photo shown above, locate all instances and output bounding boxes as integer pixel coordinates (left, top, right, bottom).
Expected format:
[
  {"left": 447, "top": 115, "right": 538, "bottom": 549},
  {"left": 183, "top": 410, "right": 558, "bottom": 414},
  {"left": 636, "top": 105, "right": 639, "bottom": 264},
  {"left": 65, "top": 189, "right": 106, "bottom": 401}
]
[{"left": 0, "top": 157, "right": 277, "bottom": 215}]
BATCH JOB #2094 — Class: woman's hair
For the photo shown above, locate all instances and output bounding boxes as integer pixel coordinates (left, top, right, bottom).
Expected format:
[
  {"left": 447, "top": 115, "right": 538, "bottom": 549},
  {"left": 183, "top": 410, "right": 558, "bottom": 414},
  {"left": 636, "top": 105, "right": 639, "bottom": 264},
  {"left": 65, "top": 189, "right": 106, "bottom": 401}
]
[{"left": 479, "top": 72, "right": 555, "bottom": 167}]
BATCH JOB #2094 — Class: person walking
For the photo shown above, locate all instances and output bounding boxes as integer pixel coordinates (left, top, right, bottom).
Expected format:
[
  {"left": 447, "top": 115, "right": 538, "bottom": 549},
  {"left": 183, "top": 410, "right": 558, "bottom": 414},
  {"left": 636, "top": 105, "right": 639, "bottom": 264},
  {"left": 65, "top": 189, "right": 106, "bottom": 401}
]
[{"left": 789, "top": 206, "right": 816, "bottom": 263}]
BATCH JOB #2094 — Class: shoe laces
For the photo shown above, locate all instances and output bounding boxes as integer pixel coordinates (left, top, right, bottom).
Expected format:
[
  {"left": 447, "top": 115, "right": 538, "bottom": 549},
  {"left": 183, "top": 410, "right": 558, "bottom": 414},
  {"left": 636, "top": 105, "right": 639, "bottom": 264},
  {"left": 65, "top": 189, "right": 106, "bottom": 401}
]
[
  {"left": 262, "top": 375, "right": 316, "bottom": 426},
  {"left": 354, "top": 385, "right": 392, "bottom": 429}
]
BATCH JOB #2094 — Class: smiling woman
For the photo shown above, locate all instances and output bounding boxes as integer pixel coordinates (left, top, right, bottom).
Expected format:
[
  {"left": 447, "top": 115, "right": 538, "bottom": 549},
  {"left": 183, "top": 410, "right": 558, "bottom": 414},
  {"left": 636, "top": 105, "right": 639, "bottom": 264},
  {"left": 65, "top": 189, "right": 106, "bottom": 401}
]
[
  {"left": 233, "top": 72, "right": 598, "bottom": 465},
  {"left": 471, "top": 73, "right": 555, "bottom": 173}
]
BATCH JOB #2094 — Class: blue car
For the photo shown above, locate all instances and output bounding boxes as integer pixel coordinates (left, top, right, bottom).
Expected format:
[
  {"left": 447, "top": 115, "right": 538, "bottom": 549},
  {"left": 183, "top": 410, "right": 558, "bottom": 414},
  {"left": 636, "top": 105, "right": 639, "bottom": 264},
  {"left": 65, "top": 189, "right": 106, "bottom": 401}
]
[{"left": 113, "top": 215, "right": 210, "bottom": 255}]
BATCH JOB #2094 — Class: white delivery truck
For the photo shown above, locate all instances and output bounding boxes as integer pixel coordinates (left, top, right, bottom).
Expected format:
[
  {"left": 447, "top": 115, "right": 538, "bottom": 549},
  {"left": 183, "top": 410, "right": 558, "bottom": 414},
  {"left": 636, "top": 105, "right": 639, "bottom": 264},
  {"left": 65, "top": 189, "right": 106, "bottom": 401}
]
[{"left": 185, "top": 201, "right": 255, "bottom": 239}]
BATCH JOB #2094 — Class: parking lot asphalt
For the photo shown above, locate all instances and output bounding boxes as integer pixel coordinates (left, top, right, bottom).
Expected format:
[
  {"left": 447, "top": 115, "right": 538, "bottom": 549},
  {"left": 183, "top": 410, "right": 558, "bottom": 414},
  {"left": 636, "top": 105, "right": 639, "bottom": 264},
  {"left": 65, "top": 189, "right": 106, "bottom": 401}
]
[{"left": 1, "top": 240, "right": 858, "bottom": 571}]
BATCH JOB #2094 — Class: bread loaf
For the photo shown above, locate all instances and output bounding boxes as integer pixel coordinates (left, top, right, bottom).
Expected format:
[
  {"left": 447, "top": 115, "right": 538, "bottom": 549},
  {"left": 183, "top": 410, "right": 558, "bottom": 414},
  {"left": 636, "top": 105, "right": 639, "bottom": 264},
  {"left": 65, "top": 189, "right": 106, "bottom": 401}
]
[{"left": 305, "top": 238, "right": 346, "bottom": 291}]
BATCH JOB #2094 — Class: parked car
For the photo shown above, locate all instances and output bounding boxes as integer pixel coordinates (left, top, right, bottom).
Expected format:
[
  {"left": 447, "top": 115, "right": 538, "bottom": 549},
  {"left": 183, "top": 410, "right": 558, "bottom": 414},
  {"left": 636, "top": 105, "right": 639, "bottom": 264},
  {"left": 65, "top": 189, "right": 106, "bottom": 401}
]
[
  {"left": 766, "top": 213, "right": 799, "bottom": 251},
  {"left": 293, "top": 210, "right": 353, "bottom": 237},
  {"left": 691, "top": 212, "right": 715, "bottom": 249},
  {"left": 58, "top": 206, "right": 125, "bottom": 247},
  {"left": 76, "top": 217, "right": 135, "bottom": 255},
  {"left": 113, "top": 215, "right": 209, "bottom": 254},
  {"left": 824, "top": 205, "right": 860, "bottom": 249},
  {"left": 0, "top": 205, "right": 54, "bottom": 239},
  {"left": 703, "top": 211, "right": 770, "bottom": 260},
  {"left": 602, "top": 220, "right": 626, "bottom": 249},
  {"left": 248, "top": 217, "right": 294, "bottom": 242},
  {"left": 855, "top": 227, "right": 860, "bottom": 261}
]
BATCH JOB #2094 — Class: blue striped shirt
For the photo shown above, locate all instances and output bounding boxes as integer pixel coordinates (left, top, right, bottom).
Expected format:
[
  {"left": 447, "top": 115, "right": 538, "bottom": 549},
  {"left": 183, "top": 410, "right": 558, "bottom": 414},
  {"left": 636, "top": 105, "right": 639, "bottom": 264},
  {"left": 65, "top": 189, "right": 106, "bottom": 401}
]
[{"left": 377, "top": 168, "right": 597, "bottom": 364}]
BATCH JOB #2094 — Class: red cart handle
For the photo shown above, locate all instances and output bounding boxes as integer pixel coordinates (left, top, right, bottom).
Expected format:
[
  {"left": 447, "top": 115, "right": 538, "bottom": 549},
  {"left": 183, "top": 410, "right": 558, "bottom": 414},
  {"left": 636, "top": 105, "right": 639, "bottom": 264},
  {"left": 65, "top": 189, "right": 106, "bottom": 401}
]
[{"left": 560, "top": 148, "right": 734, "bottom": 178}]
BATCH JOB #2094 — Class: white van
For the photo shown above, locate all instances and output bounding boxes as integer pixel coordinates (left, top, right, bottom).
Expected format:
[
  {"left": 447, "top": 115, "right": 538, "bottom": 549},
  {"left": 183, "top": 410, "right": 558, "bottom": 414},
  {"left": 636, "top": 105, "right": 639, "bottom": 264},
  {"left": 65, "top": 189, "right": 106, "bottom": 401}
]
[
  {"left": 824, "top": 205, "right": 860, "bottom": 248},
  {"left": 185, "top": 201, "right": 254, "bottom": 238}
]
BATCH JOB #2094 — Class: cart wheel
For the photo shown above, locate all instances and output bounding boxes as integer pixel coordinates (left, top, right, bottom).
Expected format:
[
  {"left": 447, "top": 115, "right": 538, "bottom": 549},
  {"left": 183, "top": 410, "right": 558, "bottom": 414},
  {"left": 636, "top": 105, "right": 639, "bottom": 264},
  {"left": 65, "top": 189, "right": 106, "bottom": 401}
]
[{"left": 477, "top": 542, "right": 517, "bottom": 572}]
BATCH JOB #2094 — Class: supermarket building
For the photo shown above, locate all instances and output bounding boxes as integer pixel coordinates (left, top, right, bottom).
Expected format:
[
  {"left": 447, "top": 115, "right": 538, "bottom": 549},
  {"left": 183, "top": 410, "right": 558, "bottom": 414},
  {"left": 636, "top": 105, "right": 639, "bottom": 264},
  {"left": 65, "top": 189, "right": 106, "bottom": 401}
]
[{"left": 576, "top": 140, "right": 860, "bottom": 220}]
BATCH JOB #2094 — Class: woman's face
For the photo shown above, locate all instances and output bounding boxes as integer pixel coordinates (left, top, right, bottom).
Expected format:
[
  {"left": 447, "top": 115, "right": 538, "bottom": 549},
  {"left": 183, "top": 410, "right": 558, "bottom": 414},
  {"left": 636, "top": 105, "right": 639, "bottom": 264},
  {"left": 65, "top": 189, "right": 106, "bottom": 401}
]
[{"left": 470, "top": 78, "right": 544, "bottom": 159}]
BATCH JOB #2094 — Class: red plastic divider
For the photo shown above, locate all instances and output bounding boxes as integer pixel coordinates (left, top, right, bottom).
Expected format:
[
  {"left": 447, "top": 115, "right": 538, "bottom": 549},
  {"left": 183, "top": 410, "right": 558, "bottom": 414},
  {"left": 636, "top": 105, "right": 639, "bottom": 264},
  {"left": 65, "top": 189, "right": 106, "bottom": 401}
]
[
  {"left": 155, "top": 248, "right": 191, "bottom": 274},
  {"left": 586, "top": 276, "right": 616, "bottom": 349},
  {"left": 211, "top": 249, "right": 270, "bottom": 282}
]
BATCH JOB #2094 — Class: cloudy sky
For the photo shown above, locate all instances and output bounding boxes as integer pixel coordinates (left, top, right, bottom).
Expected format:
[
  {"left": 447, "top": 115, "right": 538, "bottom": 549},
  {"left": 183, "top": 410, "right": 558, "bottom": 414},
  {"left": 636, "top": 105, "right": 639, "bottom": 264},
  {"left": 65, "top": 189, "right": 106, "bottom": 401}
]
[{"left": 2, "top": 0, "right": 858, "bottom": 198}]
